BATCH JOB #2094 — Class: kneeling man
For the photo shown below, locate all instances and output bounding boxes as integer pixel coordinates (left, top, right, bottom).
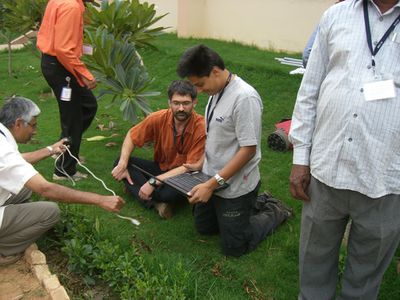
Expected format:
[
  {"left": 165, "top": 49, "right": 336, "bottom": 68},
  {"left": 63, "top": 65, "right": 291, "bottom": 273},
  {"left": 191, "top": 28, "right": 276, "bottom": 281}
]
[{"left": 112, "top": 80, "right": 205, "bottom": 218}]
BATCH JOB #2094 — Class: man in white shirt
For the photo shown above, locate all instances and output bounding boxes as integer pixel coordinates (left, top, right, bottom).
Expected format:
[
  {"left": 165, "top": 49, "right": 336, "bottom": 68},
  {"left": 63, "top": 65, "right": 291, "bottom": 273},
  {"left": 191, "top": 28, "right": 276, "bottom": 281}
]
[
  {"left": 289, "top": 0, "right": 400, "bottom": 299},
  {"left": 0, "top": 96, "right": 124, "bottom": 266}
]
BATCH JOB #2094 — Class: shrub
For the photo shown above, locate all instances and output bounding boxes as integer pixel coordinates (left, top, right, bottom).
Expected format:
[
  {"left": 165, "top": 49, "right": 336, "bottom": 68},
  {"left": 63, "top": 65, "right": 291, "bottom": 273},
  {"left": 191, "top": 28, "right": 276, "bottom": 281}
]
[
  {"left": 54, "top": 209, "right": 190, "bottom": 298},
  {"left": 85, "top": 28, "right": 160, "bottom": 122},
  {"left": 85, "top": 0, "right": 168, "bottom": 49}
]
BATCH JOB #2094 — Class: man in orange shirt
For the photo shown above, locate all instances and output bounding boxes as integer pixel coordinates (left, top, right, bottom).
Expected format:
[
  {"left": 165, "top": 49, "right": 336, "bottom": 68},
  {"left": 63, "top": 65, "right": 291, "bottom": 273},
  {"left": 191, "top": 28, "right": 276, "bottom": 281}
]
[
  {"left": 112, "top": 80, "right": 206, "bottom": 219},
  {"left": 37, "top": 0, "right": 98, "bottom": 181}
]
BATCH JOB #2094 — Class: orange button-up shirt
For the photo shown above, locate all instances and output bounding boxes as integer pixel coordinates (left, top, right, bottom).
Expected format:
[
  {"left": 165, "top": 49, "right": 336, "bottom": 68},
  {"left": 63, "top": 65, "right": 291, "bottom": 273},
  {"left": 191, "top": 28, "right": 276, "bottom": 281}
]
[
  {"left": 130, "top": 109, "right": 206, "bottom": 171},
  {"left": 37, "top": 0, "right": 93, "bottom": 87}
]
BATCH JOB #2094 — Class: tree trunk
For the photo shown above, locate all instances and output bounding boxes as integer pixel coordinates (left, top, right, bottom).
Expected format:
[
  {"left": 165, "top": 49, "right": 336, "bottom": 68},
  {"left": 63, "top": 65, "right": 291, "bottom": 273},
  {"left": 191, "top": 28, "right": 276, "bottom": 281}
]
[{"left": 7, "top": 41, "right": 12, "bottom": 77}]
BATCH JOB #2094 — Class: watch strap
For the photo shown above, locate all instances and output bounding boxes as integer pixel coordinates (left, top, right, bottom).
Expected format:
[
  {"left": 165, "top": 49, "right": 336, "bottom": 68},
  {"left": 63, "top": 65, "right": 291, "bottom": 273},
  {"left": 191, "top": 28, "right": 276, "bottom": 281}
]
[{"left": 214, "top": 173, "right": 225, "bottom": 185}]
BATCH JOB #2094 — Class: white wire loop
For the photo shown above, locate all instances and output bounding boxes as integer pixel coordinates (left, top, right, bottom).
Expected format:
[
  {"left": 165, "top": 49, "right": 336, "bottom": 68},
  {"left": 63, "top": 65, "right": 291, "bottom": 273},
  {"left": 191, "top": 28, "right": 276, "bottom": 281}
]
[{"left": 54, "top": 147, "right": 140, "bottom": 226}]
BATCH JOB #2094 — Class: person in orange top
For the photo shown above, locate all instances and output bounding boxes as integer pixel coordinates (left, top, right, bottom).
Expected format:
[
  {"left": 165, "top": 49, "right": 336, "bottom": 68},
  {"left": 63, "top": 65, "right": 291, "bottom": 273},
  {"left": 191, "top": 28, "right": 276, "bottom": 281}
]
[
  {"left": 112, "top": 80, "right": 206, "bottom": 219},
  {"left": 37, "top": 0, "right": 98, "bottom": 181}
]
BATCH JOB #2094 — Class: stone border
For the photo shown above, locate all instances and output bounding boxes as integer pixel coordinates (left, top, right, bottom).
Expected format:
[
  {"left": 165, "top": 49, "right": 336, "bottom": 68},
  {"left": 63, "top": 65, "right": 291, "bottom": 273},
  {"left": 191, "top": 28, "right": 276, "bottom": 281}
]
[{"left": 24, "top": 244, "right": 70, "bottom": 300}]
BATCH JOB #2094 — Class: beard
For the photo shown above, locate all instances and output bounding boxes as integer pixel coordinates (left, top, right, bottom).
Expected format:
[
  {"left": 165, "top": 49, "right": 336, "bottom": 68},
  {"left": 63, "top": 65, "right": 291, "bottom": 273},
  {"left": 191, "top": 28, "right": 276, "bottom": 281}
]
[{"left": 174, "top": 111, "right": 191, "bottom": 121}]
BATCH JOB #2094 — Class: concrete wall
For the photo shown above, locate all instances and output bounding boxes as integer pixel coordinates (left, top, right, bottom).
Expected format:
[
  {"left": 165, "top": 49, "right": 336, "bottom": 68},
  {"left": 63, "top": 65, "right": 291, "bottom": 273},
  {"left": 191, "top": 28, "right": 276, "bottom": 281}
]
[{"left": 148, "top": 0, "right": 334, "bottom": 53}]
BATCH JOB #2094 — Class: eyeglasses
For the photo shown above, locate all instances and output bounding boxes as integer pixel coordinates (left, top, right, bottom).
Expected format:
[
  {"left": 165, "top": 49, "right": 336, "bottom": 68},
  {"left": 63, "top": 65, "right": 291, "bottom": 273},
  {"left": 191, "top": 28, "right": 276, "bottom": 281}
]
[
  {"left": 170, "top": 101, "right": 193, "bottom": 107},
  {"left": 26, "top": 121, "right": 37, "bottom": 129}
]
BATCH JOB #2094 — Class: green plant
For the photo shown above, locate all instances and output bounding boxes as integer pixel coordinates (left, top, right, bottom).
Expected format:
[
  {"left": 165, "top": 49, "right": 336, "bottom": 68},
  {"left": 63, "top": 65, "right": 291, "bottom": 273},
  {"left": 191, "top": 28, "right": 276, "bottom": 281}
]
[
  {"left": 85, "top": 28, "right": 160, "bottom": 122},
  {"left": 85, "top": 0, "right": 168, "bottom": 49},
  {"left": 2, "top": 0, "right": 47, "bottom": 33},
  {"left": 0, "top": 0, "right": 46, "bottom": 76},
  {"left": 53, "top": 208, "right": 189, "bottom": 298},
  {"left": 0, "top": 2, "right": 15, "bottom": 76}
]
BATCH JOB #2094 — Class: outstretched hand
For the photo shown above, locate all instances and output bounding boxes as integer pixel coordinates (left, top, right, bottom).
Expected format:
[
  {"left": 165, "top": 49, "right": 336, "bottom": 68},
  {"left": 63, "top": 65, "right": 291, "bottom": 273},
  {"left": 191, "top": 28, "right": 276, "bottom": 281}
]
[
  {"left": 289, "top": 164, "right": 311, "bottom": 201},
  {"left": 50, "top": 138, "right": 69, "bottom": 155},
  {"left": 98, "top": 195, "right": 125, "bottom": 212}
]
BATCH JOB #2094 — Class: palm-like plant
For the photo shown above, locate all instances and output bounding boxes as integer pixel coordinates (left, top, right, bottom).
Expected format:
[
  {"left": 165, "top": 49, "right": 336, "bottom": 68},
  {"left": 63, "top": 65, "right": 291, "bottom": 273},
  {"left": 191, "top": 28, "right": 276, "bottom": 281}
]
[
  {"left": 3, "top": 0, "right": 47, "bottom": 33},
  {"left": 85, "top": 29, "right": 160, "bottom": 122},
  {"left": 85, "top": 0, "right": 168, "bottom": 49}
]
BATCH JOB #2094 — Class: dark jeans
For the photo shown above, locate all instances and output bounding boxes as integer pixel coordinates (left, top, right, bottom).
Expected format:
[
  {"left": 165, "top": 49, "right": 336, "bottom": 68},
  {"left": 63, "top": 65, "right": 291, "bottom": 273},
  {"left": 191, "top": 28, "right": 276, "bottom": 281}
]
[
  {"left": 194, "top": 181, "right": 283, "bottom": 257},
  {"left": 41, "top": 54, "right": 98, "bottom": 176},
  {"left": 114, "top": 156, "right": 186, "bottom": 208}
]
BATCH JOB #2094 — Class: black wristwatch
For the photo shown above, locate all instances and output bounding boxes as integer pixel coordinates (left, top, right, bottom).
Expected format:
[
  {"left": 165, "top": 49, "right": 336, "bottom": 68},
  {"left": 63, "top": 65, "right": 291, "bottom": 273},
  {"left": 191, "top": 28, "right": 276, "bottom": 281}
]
[{"left": 148, "top": 177, "right": 158, "bottom": 187}]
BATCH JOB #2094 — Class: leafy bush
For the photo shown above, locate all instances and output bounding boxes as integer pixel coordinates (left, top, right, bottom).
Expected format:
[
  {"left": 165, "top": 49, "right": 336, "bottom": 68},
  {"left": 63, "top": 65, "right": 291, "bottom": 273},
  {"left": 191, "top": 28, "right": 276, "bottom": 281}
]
[
  {"left": 2, "top": 0, "right": 47, "bottom": 33},
  {"left": 84, "top": 0, "right": 168, "bottom": 122},
  {"left": 85, "top": 28, "right": 160, "bottom": 122},
  {"left": 54, "top": 209, "right": 190, "bottom": 298},
  {"left": 85, "top": 0, "right": 168, "bottom": 49}
]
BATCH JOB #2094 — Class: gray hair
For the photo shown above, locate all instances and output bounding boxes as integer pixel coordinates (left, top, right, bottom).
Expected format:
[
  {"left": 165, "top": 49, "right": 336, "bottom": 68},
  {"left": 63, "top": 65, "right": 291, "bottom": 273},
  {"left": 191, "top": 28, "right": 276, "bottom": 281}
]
[{"left": 0, "top": 96, "right": 41, "bottom": 129}]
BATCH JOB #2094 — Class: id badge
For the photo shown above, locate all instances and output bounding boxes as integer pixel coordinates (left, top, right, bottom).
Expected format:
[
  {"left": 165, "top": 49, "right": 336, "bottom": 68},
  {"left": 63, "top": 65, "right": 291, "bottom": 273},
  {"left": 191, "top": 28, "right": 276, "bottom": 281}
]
[
  {"left": 83, "top": 44, "right": 93, "bottom": 55},
  {"left": 60, "top": 87, "right": 72, "bottom": 101},
  {"left": 363, "top": 79, "right": 396, "bottom": 101}
]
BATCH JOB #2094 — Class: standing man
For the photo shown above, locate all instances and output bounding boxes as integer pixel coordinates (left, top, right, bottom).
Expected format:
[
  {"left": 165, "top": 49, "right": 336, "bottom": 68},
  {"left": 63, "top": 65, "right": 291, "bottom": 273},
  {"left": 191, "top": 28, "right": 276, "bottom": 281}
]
[
  {"left": 177, "top": 45, "right": 292, "bottom": 257},
  {"left": 0, "top": 97, "right": 124, "bottom": 266},
  {"left": 112, "top": 80, "right": 205, "bottom": 219},
  {"left": 289, "top": 0, "right": 400, "bottom": 299},
  {"left": 37, "top": 0, "right": 98, "bottom": 181}
]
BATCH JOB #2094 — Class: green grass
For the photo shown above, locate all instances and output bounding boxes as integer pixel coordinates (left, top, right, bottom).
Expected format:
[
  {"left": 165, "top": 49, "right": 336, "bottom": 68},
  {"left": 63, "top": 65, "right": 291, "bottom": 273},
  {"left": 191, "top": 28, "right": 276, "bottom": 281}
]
[{"left": 1, "top": 34, "right": 399, "bottom": 299}]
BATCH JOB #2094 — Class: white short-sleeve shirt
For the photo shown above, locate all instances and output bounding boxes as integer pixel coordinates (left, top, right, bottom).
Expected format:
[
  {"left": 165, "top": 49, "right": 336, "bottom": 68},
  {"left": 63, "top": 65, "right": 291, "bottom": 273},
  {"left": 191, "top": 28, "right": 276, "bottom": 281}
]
[{"left": 0, "top": 123, "right": 38, "bottom": 228}]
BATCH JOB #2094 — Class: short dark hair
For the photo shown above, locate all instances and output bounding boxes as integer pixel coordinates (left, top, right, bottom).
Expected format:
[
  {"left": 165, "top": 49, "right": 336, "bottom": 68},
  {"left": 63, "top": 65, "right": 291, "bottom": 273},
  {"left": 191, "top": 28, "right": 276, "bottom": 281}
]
[
  {"left": 0, "top": 96, "right": 40, "bottom": 129},
  {"left": 177, "top": 44, "right": 225, "bottom": 78},
  {"left": 167, "top": 80, "right": 197, "bottom": 100}
]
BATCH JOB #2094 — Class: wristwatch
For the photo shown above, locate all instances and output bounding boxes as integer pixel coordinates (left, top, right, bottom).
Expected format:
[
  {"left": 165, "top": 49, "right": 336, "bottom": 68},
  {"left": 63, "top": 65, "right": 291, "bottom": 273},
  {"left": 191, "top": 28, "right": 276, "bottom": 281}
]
[
  {"left": 148, "top": 177, "right": 158, "bottom": 187},
  {"left": 46, "top": 146, "right": 54, "bottom": 154},
  {"left": 214, "top": 174, "right": 225, "bottom": 186}
]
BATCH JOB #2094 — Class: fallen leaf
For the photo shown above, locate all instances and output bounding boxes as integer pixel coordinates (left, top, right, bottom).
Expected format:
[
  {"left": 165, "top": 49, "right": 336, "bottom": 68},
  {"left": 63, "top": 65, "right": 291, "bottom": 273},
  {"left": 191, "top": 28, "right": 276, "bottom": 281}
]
[
  {"left": 97, "top": 124, "right": 105, "bottom": 131},
  {"left": 105, "top": 142, "right": 117, "bottom": 147},
  {"left": 211, "top": 262, "right": 222, "bottom": 277},
  {"left": 86, "top": 135, "right": 108, "bottom": 141}
]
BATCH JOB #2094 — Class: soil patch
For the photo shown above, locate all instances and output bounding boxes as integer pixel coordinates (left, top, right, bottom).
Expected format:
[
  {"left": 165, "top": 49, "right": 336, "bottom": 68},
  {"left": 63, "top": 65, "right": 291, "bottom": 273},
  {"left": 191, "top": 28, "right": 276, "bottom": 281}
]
[
  {"left": 0, "top": 258, "right": 50, "bottom": 300},
  {"left": 44, "top": 247, "right": 117, "bottom": 300}
]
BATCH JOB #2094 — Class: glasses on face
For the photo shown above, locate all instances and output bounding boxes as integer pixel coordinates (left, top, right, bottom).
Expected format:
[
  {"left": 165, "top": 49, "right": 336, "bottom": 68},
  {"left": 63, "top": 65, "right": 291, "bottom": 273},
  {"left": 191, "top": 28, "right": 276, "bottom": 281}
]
[
  {"left": 26, "top": 121, "right": 37, "bottom": 129},
  {"left": 170, "top": 101, "right": 193, "bottom": 107}
]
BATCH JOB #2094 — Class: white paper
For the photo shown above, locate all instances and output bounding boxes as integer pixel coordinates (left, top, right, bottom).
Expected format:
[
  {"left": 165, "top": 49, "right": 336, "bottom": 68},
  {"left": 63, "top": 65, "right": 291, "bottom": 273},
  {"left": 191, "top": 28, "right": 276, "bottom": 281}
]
[
  {"left": 60, "top": 87, "right": 72, "bottom": 101},
  {"left": 363, "top": 79, "right": 396, "bottom": 101},
  {"left": 83, "top": 44, "right": 93, "bottom": 55}
]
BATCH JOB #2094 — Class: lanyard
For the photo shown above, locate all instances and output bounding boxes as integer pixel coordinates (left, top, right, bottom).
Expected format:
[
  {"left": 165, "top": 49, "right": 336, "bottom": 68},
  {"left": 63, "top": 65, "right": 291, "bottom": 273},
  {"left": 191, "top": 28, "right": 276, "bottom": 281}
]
[
  {"left": 363, "top": 0, "right": 400, "bottom": 73},
  {"left": 172, "top": 117, "right": 190, "bottom": 151},
  {"left": 206, "top": 72, "right": 232, "bottom": 133}
]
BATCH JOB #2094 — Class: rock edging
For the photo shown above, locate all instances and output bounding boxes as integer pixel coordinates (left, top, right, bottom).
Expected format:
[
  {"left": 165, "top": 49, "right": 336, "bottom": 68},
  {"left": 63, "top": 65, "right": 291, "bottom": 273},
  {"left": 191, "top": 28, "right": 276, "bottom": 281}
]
[{"left": 24, "top": 244, "right": 70, "bottom": 300}]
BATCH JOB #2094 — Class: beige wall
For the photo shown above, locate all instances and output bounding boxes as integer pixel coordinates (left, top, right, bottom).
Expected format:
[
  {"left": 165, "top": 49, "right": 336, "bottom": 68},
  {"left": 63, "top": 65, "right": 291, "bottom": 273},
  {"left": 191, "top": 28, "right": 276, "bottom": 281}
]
[
  {"left": 148, "top": 0, "right": 334, "bottom": 53},
  {"left": 151, "top": 0, "right": 178, "bottom": 33}
]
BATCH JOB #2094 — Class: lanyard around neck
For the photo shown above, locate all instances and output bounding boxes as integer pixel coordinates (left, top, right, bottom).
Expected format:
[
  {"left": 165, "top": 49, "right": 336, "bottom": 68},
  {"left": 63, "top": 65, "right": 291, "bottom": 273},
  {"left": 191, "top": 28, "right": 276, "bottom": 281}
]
[
  {"left": 172, "top": 117, "right": 190, "bottom": 150},
  {"left": 206, "top": 72, "right": 232, "bottom": 133},
  {"left": 363, "top": 0, "right": 400, "bottom": 71}
]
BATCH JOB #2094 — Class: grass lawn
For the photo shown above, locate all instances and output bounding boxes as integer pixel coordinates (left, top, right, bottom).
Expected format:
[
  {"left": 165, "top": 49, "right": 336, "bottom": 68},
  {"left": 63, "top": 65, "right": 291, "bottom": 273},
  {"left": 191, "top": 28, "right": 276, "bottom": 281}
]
[{"left": 0, "top": 34, "right": 399, "bottom": 299}]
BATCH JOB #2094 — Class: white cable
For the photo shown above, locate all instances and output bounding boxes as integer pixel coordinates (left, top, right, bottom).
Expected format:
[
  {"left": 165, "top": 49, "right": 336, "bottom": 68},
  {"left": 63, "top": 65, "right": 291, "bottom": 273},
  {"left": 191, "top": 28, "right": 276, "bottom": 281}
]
[{"left": 53, "top": 146, "right": 140, "bottom": 226}]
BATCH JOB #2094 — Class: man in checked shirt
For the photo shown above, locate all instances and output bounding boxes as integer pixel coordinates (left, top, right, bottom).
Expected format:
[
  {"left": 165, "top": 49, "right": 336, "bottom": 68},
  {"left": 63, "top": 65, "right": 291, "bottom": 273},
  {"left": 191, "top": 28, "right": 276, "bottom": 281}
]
[{"left": 289, "top": 0, "right": 400, "bottom": 299}]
